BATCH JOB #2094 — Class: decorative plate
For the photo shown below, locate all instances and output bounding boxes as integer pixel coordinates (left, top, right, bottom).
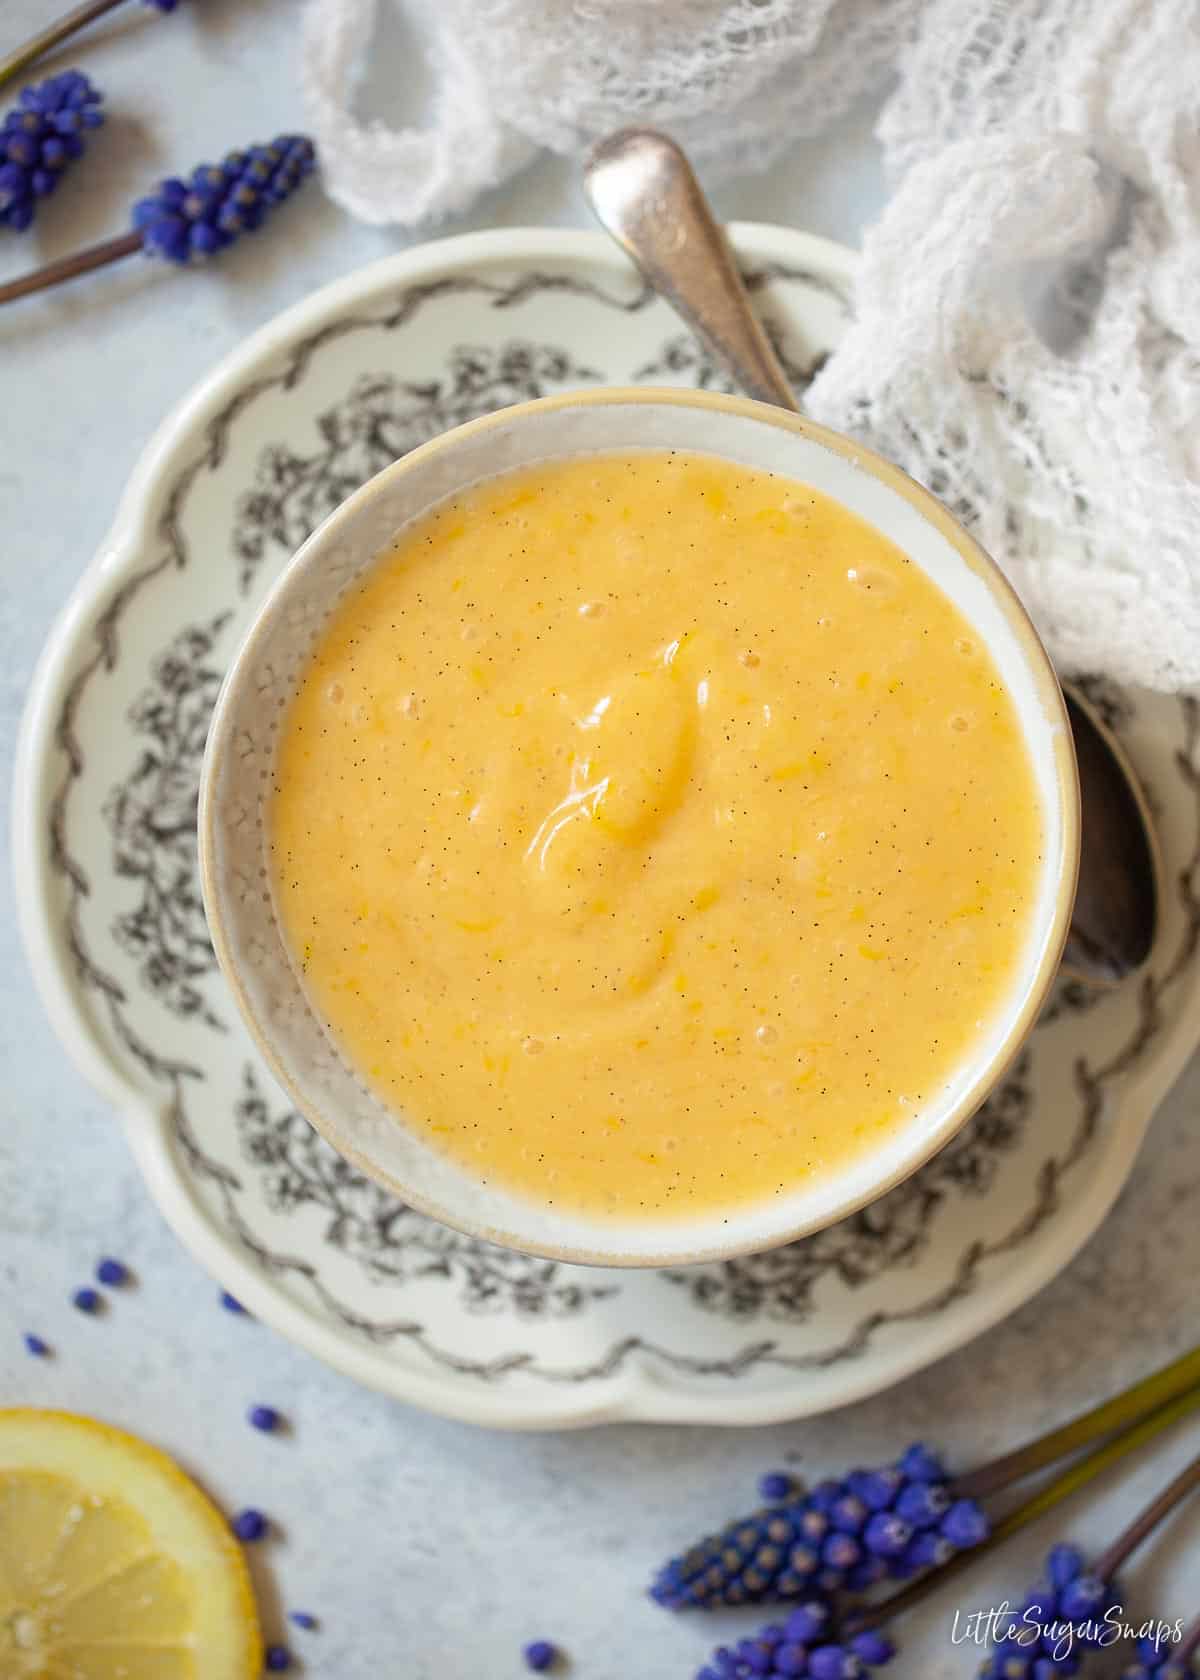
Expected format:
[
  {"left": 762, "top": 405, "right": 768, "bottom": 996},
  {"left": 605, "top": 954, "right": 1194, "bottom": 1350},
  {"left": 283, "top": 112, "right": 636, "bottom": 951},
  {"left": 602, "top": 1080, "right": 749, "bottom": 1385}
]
[{"left": 15, "top": 227, "right": 1200, "bottom": 1429}]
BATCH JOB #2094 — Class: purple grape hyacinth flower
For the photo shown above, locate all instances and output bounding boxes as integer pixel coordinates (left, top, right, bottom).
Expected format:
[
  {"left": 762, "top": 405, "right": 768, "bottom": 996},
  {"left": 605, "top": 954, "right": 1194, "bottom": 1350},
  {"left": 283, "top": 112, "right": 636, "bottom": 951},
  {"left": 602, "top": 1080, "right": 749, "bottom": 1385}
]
[
  {"left": 696, "top": 1616, "right": 897, "bottom": 1679},
  {"left": 1121, "top": 1633, "right": 1199, "bottom": 1680},
  {"left": 652, "top": 1444, "right": 988, "bottom": 1608},
  {"left": 1, "top": 71, "right": 103, "bottom": 232},
  {"left": 131, "top": 135, "right": 315, "bottom": 263},
  {"left": 977, "top": 1546, "right": 1122, "bottom": 1678}
]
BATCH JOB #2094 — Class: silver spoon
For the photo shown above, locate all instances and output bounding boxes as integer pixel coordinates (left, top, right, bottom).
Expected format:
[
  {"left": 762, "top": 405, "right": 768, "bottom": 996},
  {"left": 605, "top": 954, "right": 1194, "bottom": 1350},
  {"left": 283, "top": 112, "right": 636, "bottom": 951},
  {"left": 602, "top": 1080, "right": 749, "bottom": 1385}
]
[{"left": 583, "top": 126, "right": 1159, "bottom": 984}]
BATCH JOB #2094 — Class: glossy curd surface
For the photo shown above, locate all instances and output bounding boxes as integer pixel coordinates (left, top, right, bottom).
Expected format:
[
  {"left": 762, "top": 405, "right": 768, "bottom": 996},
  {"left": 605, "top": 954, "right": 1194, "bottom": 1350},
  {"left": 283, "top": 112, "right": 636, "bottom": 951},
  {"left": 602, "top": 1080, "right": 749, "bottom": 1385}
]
[{"left": 271, "top": 451, "right": 1042, "bottom": 1220}]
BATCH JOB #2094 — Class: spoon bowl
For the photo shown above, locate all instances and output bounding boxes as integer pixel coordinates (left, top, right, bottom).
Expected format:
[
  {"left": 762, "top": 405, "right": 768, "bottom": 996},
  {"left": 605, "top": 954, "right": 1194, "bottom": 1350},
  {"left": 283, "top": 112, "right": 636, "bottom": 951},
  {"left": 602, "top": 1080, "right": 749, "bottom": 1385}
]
[{"left": 1061, "top": 688, "right": 1160, "bottom": 983}]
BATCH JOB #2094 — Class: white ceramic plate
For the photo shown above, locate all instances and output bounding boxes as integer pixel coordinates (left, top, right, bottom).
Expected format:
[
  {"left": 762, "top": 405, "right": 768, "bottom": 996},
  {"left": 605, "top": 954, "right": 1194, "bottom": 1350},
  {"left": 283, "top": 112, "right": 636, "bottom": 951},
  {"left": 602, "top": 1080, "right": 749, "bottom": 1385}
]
[{"left": 14, "top": 226, "right": 1200, "bottom": 1429}]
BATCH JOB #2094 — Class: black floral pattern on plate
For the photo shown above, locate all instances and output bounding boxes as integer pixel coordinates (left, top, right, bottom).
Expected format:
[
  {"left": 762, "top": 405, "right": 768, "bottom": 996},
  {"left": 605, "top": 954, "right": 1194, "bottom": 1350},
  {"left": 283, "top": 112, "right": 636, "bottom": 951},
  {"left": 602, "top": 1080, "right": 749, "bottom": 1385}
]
[
  {"left": 634, "top": 328, "right": 827, "bottom": 395},
  {"left": 104, "top": 616, "right": 227, "bottom": 1029},
  {"left": 235, "top": 1066, "right": 614, "bottom": 1316},
  {"left": 234, "top": 343, "right": 602, "bottom": 595},
  {"left": 42, "top": 262, "right": 1200, "bottom": 1385}
]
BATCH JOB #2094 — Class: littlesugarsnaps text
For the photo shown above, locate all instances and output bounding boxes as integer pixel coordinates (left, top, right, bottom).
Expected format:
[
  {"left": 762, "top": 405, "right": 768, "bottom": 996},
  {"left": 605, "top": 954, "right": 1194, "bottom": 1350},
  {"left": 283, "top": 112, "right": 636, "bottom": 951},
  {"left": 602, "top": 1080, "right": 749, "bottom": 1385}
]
[{"left": 952, "top": 1605, "right": 1185, "bottom": 1664}]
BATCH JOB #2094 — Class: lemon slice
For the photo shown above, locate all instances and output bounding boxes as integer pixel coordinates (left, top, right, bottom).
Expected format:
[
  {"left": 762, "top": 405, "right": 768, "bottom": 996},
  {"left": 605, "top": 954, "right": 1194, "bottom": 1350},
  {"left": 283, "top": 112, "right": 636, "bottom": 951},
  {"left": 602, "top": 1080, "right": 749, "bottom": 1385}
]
[{"left": 0, "top": 1408, "right": 262, "bottom": 1679}]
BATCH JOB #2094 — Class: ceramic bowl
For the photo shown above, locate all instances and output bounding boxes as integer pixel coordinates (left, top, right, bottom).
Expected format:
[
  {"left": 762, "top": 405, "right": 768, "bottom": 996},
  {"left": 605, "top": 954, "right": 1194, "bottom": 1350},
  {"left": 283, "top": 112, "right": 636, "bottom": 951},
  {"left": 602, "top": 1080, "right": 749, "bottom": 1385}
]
[{"left": 199, "top": 386, "right": 1080, "bottom": 1268}]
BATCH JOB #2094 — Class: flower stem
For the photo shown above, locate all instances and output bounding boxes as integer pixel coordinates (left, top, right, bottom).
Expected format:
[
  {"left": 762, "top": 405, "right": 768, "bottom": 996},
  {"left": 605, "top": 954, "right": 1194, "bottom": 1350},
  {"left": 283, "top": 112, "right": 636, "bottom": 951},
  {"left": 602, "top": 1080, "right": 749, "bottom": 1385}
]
[
  {"left": 0, "top": 0, "right": 127, "bottom": 92},
  {"left": 1091, "top": 1452, "right": 1200, "bottom": 1579},
  {"left": 0, "top": 230, "right": 141, "bottom": 304},
  {"left": 1180, "top": 1615, "right": 1200, "bottom": 1663},
  {"left": 851, "top": 1380, "right": 1200, "bottom": 1632},
  {"left": 952, "top": 1343, "right": 1200, "bottom": 1501}
]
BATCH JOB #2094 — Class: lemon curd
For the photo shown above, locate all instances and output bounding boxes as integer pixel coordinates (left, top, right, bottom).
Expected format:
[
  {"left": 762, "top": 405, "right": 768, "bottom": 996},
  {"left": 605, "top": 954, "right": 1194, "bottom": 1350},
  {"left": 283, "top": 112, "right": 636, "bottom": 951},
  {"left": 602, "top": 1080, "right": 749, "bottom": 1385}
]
[{"left": 271, "top": 451, "right": 1043, "bottom": 1220}]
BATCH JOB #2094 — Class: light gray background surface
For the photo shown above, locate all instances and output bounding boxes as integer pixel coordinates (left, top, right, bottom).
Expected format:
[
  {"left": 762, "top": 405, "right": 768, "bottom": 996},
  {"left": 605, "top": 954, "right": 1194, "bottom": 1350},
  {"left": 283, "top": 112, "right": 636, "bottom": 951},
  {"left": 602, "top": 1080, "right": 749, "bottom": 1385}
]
[{"left": 1, "top": 2, "right": 1196, "bottom": 1673}]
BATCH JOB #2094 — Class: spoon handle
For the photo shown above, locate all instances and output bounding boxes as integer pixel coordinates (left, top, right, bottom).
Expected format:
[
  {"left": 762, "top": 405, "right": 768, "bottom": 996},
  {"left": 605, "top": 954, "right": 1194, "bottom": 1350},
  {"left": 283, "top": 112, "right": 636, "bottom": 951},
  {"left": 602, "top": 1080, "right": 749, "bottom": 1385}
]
[{"left": 584, "top": 127, "right": 800, "bottom": 413}]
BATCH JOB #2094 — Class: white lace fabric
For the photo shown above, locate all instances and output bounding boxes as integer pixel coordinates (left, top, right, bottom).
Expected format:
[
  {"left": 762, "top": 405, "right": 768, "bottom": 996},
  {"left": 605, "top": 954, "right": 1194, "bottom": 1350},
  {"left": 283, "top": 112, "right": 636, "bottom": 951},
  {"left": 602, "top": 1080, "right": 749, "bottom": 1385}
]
[{"left": 302, "top": 0, "right": 1200, "bottom": 691}]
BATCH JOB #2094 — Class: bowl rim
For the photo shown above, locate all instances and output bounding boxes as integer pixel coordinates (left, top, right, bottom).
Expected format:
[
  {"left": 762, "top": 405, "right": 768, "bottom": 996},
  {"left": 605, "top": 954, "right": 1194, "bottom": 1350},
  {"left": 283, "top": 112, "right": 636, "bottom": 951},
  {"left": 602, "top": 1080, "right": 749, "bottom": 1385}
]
[{"left": 199, "top": 384, "right": 1081, "bottom": 1268}]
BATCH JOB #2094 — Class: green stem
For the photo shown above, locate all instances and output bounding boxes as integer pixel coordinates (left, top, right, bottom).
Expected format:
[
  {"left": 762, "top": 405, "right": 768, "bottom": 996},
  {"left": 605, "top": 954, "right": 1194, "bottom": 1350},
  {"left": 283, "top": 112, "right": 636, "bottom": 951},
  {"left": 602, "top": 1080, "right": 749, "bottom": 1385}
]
[
  {"left": 953, "top": 1343, "right": 1200, "bottom": 1501},
  {"left": 852, "top": 1381, "right": 1200, "bottom": 1632},
  {"left": 0, "top": 0, "right": 127, "bottom": 91},
  {"left": 0, "top": 231, "right": 141, "bottom": 305}
]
